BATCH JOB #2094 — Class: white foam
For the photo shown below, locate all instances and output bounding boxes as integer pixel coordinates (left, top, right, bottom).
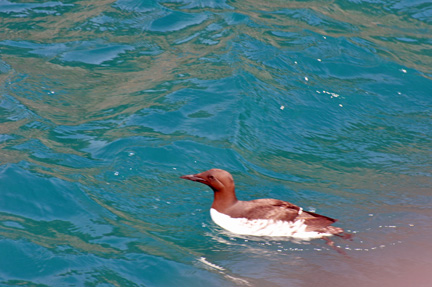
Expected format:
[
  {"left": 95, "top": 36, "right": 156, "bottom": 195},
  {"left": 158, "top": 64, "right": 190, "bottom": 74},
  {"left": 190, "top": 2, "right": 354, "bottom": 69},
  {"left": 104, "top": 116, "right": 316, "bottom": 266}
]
[
  {"left": 198, "top": 257, "right": 225, "bottom": 271},
  {"left": 210, "top": 208, "right": 331, "bottom": 240}
]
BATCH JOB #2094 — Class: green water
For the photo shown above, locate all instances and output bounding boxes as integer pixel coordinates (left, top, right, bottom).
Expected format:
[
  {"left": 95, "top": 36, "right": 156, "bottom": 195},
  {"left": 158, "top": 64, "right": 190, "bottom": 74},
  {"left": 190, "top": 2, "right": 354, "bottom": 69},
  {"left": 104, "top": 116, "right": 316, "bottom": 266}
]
[{"left": 1, "top": 0, "right": 431, "bottom": 286}]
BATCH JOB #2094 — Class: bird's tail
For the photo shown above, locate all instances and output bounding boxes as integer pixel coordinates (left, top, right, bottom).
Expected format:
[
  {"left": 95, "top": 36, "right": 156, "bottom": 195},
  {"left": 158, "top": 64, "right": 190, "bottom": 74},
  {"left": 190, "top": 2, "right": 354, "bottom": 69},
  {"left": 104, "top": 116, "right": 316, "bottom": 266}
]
[
  {"left": 320, "top": 226, "right": 352, "bottom": 239},
  {"left": 324, "top": 226, "right": 344, "bottom": 235}
]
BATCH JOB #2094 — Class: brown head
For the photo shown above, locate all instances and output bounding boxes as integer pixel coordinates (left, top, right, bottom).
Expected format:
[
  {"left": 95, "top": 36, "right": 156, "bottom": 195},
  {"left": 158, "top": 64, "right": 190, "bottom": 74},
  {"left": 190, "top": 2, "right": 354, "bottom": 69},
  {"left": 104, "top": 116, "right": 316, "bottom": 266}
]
[{"left": 180, "top": 168, "right": 238, "bottom": 211}]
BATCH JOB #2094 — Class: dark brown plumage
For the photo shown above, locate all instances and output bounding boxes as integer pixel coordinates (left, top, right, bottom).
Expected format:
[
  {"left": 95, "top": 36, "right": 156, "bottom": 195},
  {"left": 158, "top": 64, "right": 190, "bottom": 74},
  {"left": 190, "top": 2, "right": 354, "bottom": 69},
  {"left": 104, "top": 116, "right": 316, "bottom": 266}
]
[{"left": 181, "top": 168, "right": 346, "bottom": 236}]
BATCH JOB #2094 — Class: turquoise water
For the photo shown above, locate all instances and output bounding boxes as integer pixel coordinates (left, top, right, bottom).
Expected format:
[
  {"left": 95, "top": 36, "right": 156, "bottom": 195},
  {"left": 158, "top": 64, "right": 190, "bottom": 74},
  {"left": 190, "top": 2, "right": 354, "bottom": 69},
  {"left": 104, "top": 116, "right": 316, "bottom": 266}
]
[{"left": 1, "top": 0, "right": 431, "bottom": 286}]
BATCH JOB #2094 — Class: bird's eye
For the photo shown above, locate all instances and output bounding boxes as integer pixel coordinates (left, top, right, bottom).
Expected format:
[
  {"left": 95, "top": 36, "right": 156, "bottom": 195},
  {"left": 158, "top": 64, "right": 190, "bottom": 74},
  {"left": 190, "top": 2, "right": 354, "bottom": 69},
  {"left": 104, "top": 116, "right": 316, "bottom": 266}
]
[{"left": 208, "top": 175, "right": 215, "bottom": 180}]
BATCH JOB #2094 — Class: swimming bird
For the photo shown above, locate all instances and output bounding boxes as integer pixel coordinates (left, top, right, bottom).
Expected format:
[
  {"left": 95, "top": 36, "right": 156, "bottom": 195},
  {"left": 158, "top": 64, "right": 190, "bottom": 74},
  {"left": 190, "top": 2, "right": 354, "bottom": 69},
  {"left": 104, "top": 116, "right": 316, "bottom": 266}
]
[{"left": 180, "top": 168, "right": 347, "bottom": 240}]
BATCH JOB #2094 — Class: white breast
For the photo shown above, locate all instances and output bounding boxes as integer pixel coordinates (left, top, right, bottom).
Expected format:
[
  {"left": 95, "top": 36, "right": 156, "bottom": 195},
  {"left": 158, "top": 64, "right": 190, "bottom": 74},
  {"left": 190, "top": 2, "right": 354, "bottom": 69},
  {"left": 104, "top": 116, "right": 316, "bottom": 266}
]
[{"left": 210, "top": 208, "right": 331, "bottom": 240}]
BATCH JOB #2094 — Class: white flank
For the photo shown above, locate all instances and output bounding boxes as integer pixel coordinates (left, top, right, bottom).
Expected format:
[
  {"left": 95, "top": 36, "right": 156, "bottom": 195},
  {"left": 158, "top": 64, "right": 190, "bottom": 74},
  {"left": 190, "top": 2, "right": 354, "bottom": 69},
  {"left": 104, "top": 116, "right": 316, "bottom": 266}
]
[{"left": 210, "top": 208, "right": 332, "bottom": 240}]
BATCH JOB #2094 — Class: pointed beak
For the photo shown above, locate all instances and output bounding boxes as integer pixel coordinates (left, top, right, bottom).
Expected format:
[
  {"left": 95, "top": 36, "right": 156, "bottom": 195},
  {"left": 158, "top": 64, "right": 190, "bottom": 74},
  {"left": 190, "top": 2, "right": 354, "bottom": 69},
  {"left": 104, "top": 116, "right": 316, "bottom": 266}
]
[{"left": 180, "top": 174, "right": 207, "bottom": 184}]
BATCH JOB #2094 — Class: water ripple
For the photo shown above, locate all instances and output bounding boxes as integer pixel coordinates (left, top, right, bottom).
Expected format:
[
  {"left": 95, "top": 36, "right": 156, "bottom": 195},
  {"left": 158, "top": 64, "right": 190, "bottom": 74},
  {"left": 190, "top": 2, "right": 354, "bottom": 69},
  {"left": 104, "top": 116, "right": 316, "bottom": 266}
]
[{"left": 1, "top": 0, "right": 431, "bottom": 286}]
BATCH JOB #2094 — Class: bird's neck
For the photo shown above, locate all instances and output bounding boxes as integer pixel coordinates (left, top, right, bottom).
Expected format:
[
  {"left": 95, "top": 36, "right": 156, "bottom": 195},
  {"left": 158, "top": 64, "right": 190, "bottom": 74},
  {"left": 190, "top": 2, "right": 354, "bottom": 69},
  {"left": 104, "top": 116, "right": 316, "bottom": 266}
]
[{"left": 211, "top": 187, "right": 238, "bottom": 213}]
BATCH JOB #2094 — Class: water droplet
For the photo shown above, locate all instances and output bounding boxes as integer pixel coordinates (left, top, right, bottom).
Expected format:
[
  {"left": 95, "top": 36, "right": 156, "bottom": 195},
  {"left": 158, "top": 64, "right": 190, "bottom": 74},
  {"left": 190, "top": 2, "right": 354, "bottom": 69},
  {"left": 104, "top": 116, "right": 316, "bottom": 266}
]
[
  {"left": 317, "top": 58, "right": 322, "bottom": 62},
  {"left": 304, "top": 77, "right": 309, "bottom": 81},
  {"left": 114, "top": 171, "right": 119, "bottom": 176},
  {"left": 280, "top": 105, "right": 285, "bottom": 110},
  {"left": 128, "top": 152, "right": 135, "bottom": 156}
]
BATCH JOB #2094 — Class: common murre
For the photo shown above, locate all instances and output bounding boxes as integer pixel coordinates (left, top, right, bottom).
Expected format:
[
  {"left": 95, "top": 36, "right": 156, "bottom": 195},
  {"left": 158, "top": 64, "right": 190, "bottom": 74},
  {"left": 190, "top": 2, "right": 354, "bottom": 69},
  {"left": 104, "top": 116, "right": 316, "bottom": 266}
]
[{"left": 181, "top": 168, "right": 348, "bottom": 240}]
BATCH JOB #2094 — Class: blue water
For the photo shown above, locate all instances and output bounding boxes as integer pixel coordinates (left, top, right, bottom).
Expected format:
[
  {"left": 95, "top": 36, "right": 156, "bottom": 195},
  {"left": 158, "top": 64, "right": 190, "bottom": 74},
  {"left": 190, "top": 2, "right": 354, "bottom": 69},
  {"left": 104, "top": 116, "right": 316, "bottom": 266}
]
[{"left": 1, "top": 0, "right": 431, "bottom": 286}]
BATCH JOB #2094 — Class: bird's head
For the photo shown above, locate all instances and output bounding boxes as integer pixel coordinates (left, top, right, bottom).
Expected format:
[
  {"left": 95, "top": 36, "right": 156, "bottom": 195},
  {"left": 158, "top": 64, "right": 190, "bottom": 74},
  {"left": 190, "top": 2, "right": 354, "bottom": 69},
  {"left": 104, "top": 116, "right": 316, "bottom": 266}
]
[{"left": 180, "top": 168, "right": 234, "bottom": 192}]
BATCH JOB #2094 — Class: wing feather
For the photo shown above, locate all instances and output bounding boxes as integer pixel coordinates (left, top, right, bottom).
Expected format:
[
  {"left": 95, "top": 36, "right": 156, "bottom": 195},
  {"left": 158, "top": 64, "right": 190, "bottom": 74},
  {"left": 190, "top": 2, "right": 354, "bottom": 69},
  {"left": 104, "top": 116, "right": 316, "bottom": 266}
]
[
  {"left": 228, "top": 199, "right": 301, "bottom": 221},
  {"left": 228, "top": 199, "right": 338, "bottom": 229}
]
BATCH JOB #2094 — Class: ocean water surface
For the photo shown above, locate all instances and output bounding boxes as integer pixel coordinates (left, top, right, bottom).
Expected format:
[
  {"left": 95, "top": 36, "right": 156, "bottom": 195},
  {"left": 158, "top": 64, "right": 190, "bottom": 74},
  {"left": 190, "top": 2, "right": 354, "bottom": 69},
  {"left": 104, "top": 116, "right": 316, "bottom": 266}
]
[{"left": 1, "top": 0, "right": 431, "bottom": 286}]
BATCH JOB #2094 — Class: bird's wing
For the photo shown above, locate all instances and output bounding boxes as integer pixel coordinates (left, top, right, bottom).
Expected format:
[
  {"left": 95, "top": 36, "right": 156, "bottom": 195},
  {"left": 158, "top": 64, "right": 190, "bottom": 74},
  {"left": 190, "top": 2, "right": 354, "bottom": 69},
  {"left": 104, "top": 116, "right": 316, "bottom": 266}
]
[
  {"left": 231, "top": 199, "right": 302, "bottom": 221},
  {"left": 296, "top": 210, "right": 338, "bottom": 230},
  {"left": 230, "top": 199, "right": 338, "bottom": 229}
]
